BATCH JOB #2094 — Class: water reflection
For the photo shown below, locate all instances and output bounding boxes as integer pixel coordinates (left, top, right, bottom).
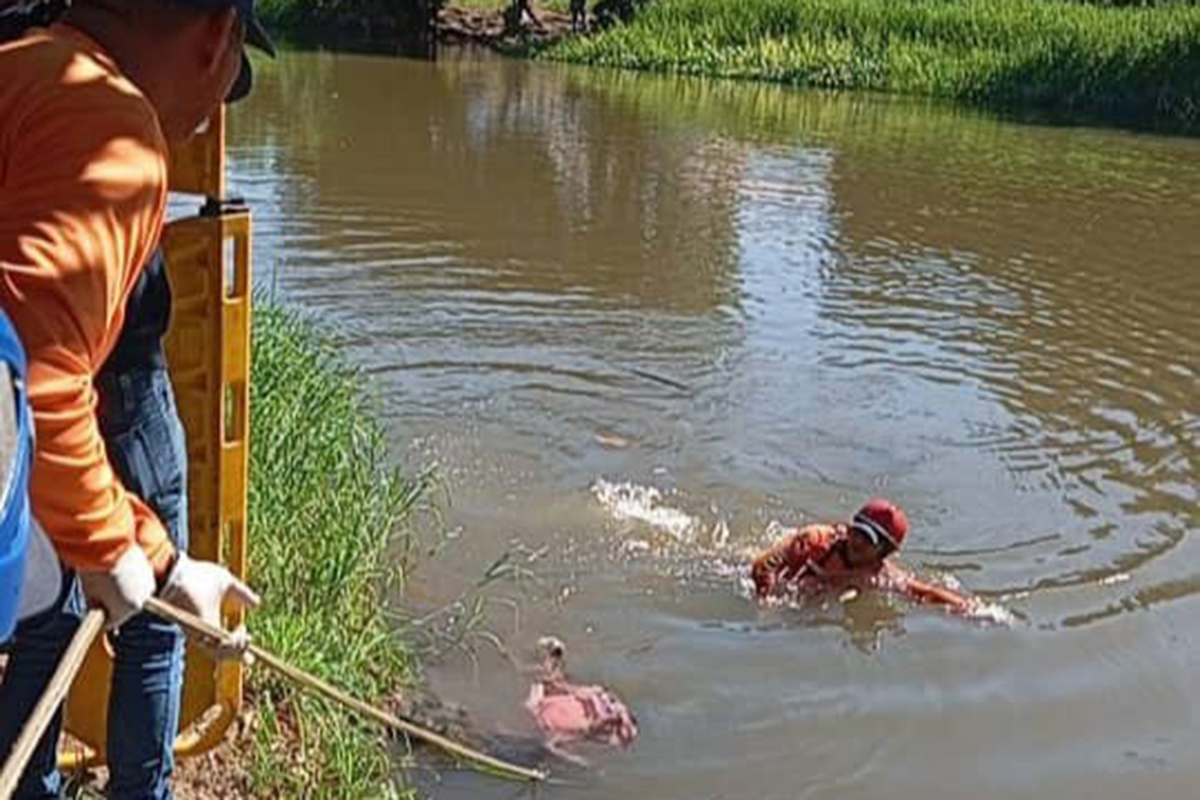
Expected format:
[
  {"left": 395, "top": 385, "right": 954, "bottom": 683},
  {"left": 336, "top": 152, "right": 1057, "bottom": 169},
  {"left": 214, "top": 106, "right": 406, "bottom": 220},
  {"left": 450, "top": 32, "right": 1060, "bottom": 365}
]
[
  {"left": 575, "top": 68, "right": 1200, "bottom": 622},
  {"left": 238, "top": 52, "right": 743, "bottom": 315},
  {"left": 229, "top": 49, "right": 1200, "bottom": 630},
  {"left": 777, "top": 593, "right": 910, "bottom": 654},
  {"left": 817, "top": 113, "right": 1200, "bottom": 612},
  {"left": 227, "top": 51, "right": 1200, "bottom": 800}
]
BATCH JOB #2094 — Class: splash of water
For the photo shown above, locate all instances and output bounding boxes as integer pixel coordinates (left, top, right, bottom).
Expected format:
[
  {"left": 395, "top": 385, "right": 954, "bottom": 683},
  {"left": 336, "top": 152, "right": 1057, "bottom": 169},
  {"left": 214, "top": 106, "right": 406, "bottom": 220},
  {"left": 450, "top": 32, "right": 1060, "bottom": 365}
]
[
  {"left": 591, "top": 478, "right": 1013, "bottom": 625},
  {"left": 710, "top": 518, "right": 731, "bottom": 548},
  {"left": 927, "top": 571, "right": 1014, "bottom": 625},
  {"left": 967, "top": 601, "right": 1015, "bottom": 625},
  {"left": 591, "top": 478, "right": 700, "bottom": 543}
]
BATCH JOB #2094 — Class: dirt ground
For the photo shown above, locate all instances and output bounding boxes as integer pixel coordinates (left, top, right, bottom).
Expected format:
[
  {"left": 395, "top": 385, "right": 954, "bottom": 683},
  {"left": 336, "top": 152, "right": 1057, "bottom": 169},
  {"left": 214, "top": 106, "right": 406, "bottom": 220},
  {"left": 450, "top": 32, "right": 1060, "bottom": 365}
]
[{"left": 437, "top": 5, "right": 582, "bottom": 50}]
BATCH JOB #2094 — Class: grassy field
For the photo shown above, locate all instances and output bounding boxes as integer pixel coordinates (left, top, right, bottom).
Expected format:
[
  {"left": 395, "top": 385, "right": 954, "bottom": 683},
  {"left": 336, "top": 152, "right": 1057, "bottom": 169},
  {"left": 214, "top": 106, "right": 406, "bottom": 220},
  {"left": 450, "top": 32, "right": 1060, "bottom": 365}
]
[
  {"left": 545, "top": 0, "right": 1200, "bottom": 129},
  {"left": 244, "top": 305, "right": 431, "bottom": 799}
]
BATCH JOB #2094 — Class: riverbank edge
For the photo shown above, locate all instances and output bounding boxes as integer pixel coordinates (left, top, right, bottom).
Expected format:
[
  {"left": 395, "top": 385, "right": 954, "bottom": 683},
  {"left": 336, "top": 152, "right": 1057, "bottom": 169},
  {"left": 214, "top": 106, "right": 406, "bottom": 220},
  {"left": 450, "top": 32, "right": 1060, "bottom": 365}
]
[
  {"left": 540, "top": 0, "right": 1200, "bottom": 132},
  {"left": 256, "top": 4, "right": 580, "bottom": 56},
  {"left": 173, "top": 305, "right": 432, "bottom": 800},
  {"left": 439, "top": 6, "right": 578, "bottom": 52},
  {"left": 257, "top": 0, "right": 1200, "bottom": 134}
]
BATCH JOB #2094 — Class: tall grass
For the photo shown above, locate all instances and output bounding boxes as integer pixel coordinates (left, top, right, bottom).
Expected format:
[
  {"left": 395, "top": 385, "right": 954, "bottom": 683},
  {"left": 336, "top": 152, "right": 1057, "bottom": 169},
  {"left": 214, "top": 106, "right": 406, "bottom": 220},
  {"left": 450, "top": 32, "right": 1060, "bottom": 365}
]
[
  {"left": 546, "top": 0, "right": 1200, "bottom": 129},
  {"left": 246, "top": 305, "right": 430, "bottom": 799}
]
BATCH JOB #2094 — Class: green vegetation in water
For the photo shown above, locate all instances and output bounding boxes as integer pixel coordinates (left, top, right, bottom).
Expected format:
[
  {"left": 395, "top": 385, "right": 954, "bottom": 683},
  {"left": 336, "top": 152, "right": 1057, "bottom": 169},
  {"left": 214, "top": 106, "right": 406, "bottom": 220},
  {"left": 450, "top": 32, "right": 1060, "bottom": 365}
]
[
  {"left": 545, "top": 0, "right": 1200, "bottom": 129},
  {"left": 246, "top": 305, "right": 431, "bottom": 799}
]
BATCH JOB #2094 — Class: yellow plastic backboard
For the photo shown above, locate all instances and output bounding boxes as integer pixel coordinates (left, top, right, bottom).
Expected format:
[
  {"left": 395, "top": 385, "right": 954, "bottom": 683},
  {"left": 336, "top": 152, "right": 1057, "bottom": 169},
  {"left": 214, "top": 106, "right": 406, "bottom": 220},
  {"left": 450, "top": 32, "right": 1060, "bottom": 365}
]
[{"left": 61, "top": 107, "right": 252, "bottom": 765}]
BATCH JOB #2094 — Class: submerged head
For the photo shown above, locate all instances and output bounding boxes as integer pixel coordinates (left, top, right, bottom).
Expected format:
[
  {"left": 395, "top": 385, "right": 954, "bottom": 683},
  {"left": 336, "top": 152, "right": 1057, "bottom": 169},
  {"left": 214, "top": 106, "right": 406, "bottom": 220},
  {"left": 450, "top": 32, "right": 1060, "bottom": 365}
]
[
  {"left": 846, "top": 498, "right": 909, "bottom": 566},
  {"left": 537, "top": 635, "right": 567, "bottom": 674}
]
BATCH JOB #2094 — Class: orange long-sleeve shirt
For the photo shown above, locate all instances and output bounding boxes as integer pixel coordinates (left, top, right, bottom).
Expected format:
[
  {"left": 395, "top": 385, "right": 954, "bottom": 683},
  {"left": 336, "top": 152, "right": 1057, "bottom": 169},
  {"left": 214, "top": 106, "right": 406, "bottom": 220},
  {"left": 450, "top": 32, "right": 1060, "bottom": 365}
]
[
  {"left": 0, "top": 23, "right": 175, "bottom": 574},
  {"left": 752, "top": 524, "right": 975, "bottom": 612}
]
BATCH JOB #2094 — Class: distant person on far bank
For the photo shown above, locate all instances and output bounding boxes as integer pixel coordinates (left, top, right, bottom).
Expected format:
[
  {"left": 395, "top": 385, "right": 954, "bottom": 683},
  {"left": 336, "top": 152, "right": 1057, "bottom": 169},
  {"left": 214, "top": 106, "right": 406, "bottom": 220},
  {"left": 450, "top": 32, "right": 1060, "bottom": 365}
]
[
  {"left": 570, "top": 0, "right": 586, "bottom": 32},
  {"left": 506, "top": 0, "right": 543, "bottom": 32}
]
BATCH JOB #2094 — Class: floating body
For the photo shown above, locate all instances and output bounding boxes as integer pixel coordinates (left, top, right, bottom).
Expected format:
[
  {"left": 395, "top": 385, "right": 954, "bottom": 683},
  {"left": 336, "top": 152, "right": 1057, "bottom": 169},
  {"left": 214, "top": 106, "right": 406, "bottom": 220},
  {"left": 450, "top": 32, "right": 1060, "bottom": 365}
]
[{"left": 524, "top": 636, "right": 638, "bottom": 765}]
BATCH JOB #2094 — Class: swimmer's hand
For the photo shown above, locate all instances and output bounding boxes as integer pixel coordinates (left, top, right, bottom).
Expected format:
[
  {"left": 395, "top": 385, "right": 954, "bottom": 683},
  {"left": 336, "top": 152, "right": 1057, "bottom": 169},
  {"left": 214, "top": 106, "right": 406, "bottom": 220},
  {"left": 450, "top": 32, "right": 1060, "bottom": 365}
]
[{"left": 892, "top": 568, "right": 975, "bottom": 613}]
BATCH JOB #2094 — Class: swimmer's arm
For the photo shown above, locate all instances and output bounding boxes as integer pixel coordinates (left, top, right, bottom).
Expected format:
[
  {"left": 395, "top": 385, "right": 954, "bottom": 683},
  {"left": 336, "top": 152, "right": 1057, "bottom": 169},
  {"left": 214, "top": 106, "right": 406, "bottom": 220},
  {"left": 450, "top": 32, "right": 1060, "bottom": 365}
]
[
  {"left": 884, "top": 563, "right": 975, "bottom": 612},
  {"left": 751, "top": 538, "right": 807, "bottom": 597},
  {"left": 905, "top": 578, "right": 975, "bottom": 611},
  {"left": 751, "top": 539, "right": 786, "bottom": 597},
  {"left": 751, "top": 553, "right": 781, "bottom": 598},
  {"left": 752, "top": 527, "right": 826, "bottom": 598}
]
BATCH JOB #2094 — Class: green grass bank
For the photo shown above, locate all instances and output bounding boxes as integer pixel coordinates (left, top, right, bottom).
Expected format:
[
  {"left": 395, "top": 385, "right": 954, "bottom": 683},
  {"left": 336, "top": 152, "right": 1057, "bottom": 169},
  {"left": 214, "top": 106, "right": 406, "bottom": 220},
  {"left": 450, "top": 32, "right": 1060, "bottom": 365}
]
[
  {"left": 545, "top": 0, "right": 1200, "bottom": 130},
  {"left": 243, "top": 305, "right": 429, "bottom": 799}
]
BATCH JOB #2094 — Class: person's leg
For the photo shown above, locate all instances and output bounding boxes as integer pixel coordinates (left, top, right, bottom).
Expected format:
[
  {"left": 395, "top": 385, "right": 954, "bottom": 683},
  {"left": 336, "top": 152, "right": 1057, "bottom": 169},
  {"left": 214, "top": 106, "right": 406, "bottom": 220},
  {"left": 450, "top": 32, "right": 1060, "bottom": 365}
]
[
  {"left": 0, "top": 577, "right": 84, "bottom": 800},
  {"left": 96, "top": 368, "right": 189, "bottom": 800}
]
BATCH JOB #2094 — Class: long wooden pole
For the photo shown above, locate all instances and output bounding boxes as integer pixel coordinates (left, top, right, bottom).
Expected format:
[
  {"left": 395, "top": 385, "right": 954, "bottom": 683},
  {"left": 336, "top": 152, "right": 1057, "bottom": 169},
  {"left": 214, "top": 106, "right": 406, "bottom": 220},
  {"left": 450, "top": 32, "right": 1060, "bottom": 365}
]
[
  {"left": 142, "top": 597, "right": 546, "bottom": 783},
  {"left": 0, "top": 609, "right": 106, "bottom": 800}
]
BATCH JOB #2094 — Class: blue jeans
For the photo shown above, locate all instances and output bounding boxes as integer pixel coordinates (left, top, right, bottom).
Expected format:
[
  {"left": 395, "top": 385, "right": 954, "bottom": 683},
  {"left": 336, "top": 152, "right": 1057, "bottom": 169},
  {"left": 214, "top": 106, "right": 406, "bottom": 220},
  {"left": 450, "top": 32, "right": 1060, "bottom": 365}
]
[{"left": 0, "top": 367, "right": 188, "bottom": 800}]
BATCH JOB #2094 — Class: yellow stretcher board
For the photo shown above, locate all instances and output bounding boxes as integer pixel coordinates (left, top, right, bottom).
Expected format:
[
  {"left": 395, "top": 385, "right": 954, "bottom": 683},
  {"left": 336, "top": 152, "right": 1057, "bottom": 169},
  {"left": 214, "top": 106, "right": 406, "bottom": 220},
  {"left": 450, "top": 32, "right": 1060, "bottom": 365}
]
[{"left": 60, "top": 107, "right": 252, "bottom": 765}]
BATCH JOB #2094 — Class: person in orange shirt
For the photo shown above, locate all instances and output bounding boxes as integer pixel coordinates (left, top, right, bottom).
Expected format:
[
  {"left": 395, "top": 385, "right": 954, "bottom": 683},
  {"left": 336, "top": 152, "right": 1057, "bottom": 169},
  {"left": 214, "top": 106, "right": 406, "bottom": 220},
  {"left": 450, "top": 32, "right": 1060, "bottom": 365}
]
[
  {"left": 0, "top": 0, "right": 273, "bottom": 796},
  {"left": 751, "top": 498, "right": 977, "bottom": 613}
]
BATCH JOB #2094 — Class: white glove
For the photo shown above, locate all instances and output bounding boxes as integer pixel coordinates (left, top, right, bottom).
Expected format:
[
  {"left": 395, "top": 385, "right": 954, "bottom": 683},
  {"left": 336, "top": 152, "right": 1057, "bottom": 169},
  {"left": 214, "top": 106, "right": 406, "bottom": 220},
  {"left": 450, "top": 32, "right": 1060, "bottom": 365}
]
[
  {"left": 160, "top": 552, "right": 260, "bottom": 660},
  {"left": 78, "top": 544, "right": 156, "bottom": 630}
]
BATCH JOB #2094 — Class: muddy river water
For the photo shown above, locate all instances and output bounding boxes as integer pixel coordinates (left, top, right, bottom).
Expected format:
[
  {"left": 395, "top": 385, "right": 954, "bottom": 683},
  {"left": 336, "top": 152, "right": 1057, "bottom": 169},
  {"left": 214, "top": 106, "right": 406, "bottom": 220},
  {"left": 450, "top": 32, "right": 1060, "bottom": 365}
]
[{"left": 226, "top": 49, "right": 1199, "bottom": 800}]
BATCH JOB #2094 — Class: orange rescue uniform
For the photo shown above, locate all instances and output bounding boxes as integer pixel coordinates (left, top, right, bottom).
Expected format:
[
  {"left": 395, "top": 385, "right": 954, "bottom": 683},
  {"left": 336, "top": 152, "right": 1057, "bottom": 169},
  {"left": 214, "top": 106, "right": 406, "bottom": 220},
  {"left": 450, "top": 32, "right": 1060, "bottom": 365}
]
[
  {"left": 752, "top": 524, "right": 974, "bottom": 611},
  {"left": 0, "top": 23, "right": 175, "bottom": 575},
  {"left": 751, "top": 524, "right": 856, "bottom": 597}
]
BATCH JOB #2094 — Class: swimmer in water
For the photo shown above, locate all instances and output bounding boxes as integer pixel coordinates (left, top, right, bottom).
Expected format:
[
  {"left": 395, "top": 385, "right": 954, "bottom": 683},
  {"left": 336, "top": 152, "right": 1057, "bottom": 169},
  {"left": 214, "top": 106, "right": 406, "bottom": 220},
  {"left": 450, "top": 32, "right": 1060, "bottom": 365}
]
[{"left": 751, "top": 498, "right": 977, "bottom": 613}]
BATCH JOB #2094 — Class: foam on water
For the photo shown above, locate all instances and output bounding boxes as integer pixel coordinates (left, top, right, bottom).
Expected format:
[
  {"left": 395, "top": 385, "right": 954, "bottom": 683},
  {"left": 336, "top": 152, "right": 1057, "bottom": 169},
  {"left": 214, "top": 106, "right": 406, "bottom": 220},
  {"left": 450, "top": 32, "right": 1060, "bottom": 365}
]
[
  {"left": 591, "top": 478, "right": 700, "bottom": 544},
  {"left": 926, "top": 572, "right": 1014, "bottom": 625},
  {"left": 968, "top": 601, "right": 1016, "bottom": 625}
]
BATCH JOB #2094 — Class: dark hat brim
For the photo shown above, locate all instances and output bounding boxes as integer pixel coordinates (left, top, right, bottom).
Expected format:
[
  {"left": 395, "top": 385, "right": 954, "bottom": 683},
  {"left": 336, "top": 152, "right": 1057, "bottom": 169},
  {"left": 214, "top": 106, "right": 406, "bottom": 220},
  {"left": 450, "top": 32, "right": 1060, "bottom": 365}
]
[
  {"left": 851, "top": 517, "right": 899, "bottom": 552},
  {"left": 245, "top": 14, "right": 276, "bottom": 57},
  {"left": 225, "top": 7, "right": 275, "bottom": 104},
  {"left": 226, "top": 51, "right": 252, "bottom": 103}
]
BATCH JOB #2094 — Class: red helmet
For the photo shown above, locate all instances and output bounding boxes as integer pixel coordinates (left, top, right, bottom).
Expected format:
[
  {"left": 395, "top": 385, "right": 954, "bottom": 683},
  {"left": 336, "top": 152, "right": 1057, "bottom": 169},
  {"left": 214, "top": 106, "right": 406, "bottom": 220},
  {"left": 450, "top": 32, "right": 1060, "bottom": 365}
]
[{"left": 852, "top": 498, "right": 909, "bottom": 552}]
